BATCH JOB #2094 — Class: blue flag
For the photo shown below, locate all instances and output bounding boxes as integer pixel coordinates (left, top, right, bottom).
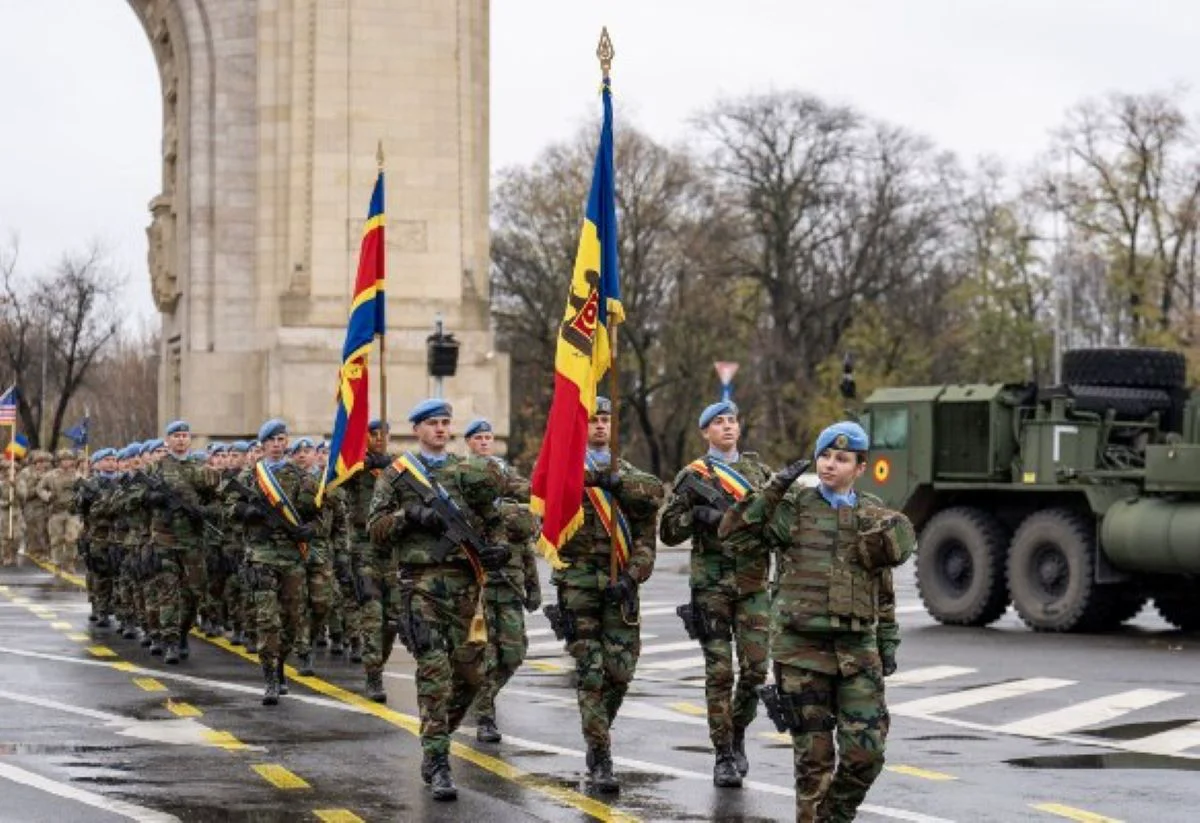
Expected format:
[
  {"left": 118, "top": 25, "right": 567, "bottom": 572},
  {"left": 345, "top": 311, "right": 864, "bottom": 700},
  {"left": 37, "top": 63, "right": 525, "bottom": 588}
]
[{"left": 64, "top": 417, "right": 89, "bottom": 448}]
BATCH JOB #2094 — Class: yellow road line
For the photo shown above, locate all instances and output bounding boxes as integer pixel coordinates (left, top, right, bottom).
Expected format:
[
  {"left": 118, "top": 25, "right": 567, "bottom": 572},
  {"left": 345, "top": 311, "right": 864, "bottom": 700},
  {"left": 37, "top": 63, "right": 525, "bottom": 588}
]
[
  {"left": 66, "top": 632, "right": 88, "bottom": 642},
  {"left": 759, "top": 731, "right": 791, "bottom": 744},
  {"left": 0, "top": 584, "right": 8, "bottom": 592},
  {"left": 87, "top": 646, "right": 117, "bottom": 658},
  {"left": 51, "top": 621, "right": 71, "bottom": 630},
  {"left": 11, "top": 596, "right": 29, "bottom": 604},
  {"left": 35, "top": 560, "right": 640, "bottom": 823},
  {"left": 110, "top": 661, "right": 139, "bottom": 672},
  {"left": 133, "top": 677, "right": 167, "bottom": 692},
  {"left": 203, "top": 730, "right": 249, "bottom": 752},
  {"left": 252, "top": 763, "right": 311, "bottom": 790},
  {"left": 525, "top": 660, "right": 568, "bottom": 673},
  {"left": 886, "top": 764, "right": 957, "bottom": 781},
  {"left": 667, "top": 701, "right": 706, "bottom": 717},
  {"left": 1032, "top": 803, "right": 1123, "bottom": 823},
  {"left": 29, "top": 557, "right": 85, "bottom": 587},
  {"left": 313, "top": 811, "right": 365, "bottom": 823},
  {"left": 166, "top": 700, "right": 203, "bottom": 718}
]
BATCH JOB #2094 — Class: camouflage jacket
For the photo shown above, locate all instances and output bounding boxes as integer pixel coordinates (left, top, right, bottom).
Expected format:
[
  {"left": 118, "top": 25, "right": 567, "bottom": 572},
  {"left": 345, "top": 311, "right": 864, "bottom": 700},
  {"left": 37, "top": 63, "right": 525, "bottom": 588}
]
[
  {"left": 556, "top": 458, "right": 663, "bottom": 584},
  {"left": 342, "top": 454, "right": 390, "bottom": 545},
  {"left": 37, "top": 468, "right": 82, "bottom": 515},
  {"left": 114, "top": 472, "right": 153, "bottom": 550},
  {"left": 368, "top": 453, "right": 504, "bottom": 568},
  {"left": 18, "top": 467, "right": 47, "bottom": 511},
  {"left": 0, "top": 471, "right": 13, "bottom": 513},
  {"left": 310, "top": 476, "right": 348, "bottom": 566},
  {"left": 80, "top": 475, "right": 120, "bottom": 543},
  {"left": 146, "top": 453, "right": 218, "bottom": 547},
  {"left": 721, "top": 484, "right": 915, "bottom": 636},
  {"left": 223, "top": 461, "right": 319, "bottom": 566},
  {"left": 469, "top": 455, "right": 539, "bottom": 597},
  {"left": 659, "top": 452, "right": 772, "bottom": 592}
]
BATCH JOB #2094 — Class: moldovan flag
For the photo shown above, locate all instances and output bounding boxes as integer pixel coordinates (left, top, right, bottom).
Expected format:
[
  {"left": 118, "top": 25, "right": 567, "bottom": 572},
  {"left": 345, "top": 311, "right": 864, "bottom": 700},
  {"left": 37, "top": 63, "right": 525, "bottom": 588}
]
[
  {"left": 317, "top": 171, "right": 387, "bottom": 505},
  {"left": 529, "top": 74, "right": 623, "bottom": 569}
]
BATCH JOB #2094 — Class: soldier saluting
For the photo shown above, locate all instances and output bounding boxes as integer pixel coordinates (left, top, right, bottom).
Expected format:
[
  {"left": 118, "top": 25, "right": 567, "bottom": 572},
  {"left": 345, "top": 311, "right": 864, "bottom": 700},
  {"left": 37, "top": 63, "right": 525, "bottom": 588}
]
[
  {"left": 659, "top": 400, "right": 772, "bottom": 787},
  {"left": 720, "top": 421, "right": 915, "bottom": 823}
]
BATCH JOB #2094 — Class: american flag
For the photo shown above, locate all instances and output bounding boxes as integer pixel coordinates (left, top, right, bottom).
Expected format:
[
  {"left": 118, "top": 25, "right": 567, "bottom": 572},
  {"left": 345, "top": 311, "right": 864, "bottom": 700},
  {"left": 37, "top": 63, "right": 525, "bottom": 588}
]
[{"left": 0, "top": 386, "right": 18, "bottom": 425}]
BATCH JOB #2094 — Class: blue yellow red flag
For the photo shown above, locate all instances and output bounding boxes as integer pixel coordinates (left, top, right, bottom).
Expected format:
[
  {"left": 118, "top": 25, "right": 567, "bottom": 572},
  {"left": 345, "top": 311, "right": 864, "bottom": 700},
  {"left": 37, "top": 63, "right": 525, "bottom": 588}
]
[
  {"left": 318, "top": 172, "right": 386, "bottom": 505},
  {"left": 686, "top": 457, "right": 753, "bottom": 501},
  {"left": 529, "top": 75, "right": 623, "bottom": 569},
  {"left": 4, "top": 432, "right": 28, "bottom": 460},
  {"left": 254, "top": 460, "right": 309, "bottom": 560}
]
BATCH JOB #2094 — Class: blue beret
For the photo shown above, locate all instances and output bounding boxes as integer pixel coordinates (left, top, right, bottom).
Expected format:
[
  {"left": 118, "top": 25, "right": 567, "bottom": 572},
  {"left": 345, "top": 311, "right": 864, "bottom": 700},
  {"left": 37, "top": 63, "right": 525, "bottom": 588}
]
[
  {"left": 594, "top": 396, "right": 612, "bottom": 415},
  {"left": 188, "top": 450, "right": 207, "bottom": 462},
  {"left": 257, "top": 418, "right": 288, "bottom": 442},
  {"left": 207, "top": 441, "right": 227, "bottom": 454},
  {"left": 408, "top": 399, "right": 453, "bottom": 425},
  {"left": 368, "top": 418, "right": 390, "bottom": 433},
  {"left": 289, "top": 436, "right": 315, "bottom": 454},
  {"left": 228, "top": 440, "right": 249, "bottom": 453},
  {"left": 142, "top": 438, "right": 165, "bottom": 455},
  {"left": 813, "top": 421, "right": 870, "bottom": 460},
  {"left": 317, "top": 440, "right": 329, "bottom": 451},
  {"left": 699, "top": 401, "right": 738, "bottom": 430},
  {"left": 118, "top": 445, "right": 139, "bottom": 461},
  {"left": 464, "top": 418, "right": 492, "bottom": 438},
  {"left": 165, "top": 420, "right": 190, "bottom": 436},
  {"left": 90, "top": 447, "right": 115, "bottom": 464}
]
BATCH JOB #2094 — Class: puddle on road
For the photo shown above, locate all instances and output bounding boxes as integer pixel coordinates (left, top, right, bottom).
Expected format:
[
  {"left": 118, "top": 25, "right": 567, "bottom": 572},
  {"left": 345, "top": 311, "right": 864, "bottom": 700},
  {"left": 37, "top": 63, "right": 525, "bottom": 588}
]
[
  {"left": 1083, "top": 718, "right": 1199, "bottom": 741},
  {"left": 671, "top": 745, "right": 713, "bottom": 754},
  {"left": 910, "top": 734, "right": 988, "bottom": 742},
  {"left": 1007, "top": 753, "right": 1200, "bottom": 771},
  {"left": 0, "top": 743, "right": 129, "bottom": 756}
]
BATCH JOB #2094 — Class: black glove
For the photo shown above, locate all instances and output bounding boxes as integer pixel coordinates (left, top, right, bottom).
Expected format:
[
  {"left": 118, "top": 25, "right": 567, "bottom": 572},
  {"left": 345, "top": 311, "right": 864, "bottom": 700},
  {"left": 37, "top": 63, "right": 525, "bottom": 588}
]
[
  {"left": 585, "top": 470, "right": 623, "bottom": 493},
  {"left": 478, "top": 544, "right": 511, "bottom": 572},
  {"left": 145, "top": 489, "right": 167, "bottom": 507},
  {"left": 882, "top": 653, "right": 897, "bottom": 678},
  {"left": 524, "top": 580, "right": 542, "bottom": 613},
  {"left": 293, "top": 523, "right": 317, "bottom": 542},
  {"left": 606, "top": 570, "right": 637, "bottom": 603},
  {"left": 768, "top": 458, "right": 811, "bottom": 493},
  {"left": 234, "top": 501, "right": 264, "bottom": 522},
  {"left": 402, "top": 502, "right": 443, "bottom": 531},
  {"left": 691, "top": 505, "right": 725, "bottom": 527},
  {"left": 365, "top": 452, "right": 391, "bottom": 471}
]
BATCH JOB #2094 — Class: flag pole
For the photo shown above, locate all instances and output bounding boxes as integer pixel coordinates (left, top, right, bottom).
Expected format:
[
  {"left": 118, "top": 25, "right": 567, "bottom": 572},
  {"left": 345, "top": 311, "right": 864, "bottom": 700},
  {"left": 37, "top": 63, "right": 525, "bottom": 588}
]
[
  {"left": 7, "top": 421, "right": 15, "bottom": 541},
  {"left": 376, "top": 139, "right": 388, "bottom": 430},
  {"left": 596, "top": 27, "right": 622, "bottom": 591}
]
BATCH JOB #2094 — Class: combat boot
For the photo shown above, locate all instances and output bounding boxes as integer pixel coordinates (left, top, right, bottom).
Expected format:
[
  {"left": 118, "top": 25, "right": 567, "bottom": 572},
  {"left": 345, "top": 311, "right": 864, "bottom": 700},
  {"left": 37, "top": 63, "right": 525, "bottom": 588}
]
[
  {"left": 329, "top": 634, "right": 344, "bottom": 656},
  {"left": 261, "top": 661, "right": 280, "bottom": 706},
  {"left": 585, "top": 747, "right": 619, "bottom": 794},
  {"left": 428, "top": 754, "right": 457, "bottom": 801},
  {"left": 420, "top": 751, "right": 435, "bottom": 784},
  {"left": 95, "top": 615, "right": 112, "bottom": 629},
  {"left": 122, "top": 624, "right": 139, "bottom": 640},
  {"left": 297, "top": 651, "right": 315, "bottom": 677},
  {"left": 230, "top": 629, "right": 245, "bottom": 646},
  {"left": 277, "top": 660, "right": 289, "bottom": 696},
  {"left": 316, "top": 628, "right": 329, "bottom": 648},
  {"left": 349, "top": 637, "right": 363, "bottom": 663},
  {"left": 365, "top": 670, "right": 387, "bottom": 703},
  {"left": 245, "top": 634, "right": 258, "bottom": 654},
  {"left": 713, "top": 746, "right": 743, "bottom": 788},
  {"left": 141, "top": 634, "right": 155, "bottom": 649},
  {"left": 476, "top": 716, "right": 501, "bottom": 743},
  {"left": 88, "top": 612, "right": 99, "bottom": 624},
  {"left": 732, "top": 726, "right": 750, "bottom": 777},
  {"left": 178, "top": 636, "right": 190, "bottom": 660},
  {"left": 163, "top": 644, "right": 180, "bottom": 665},
  {"left": 204, "top": 621, "right": 221, "bottom": 639}
]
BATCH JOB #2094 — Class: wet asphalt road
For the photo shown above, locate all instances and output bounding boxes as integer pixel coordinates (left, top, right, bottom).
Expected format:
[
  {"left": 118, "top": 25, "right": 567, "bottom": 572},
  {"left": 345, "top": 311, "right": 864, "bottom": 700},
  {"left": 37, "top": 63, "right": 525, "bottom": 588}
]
[{"left": 2, "top": 553, "right": 1199, "bottom": 823}]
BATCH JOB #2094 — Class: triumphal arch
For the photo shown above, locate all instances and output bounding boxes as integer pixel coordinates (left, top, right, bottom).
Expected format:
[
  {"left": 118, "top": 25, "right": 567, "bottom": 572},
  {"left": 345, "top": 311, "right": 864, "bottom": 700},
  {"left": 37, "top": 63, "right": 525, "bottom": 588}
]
[{"left": 126, "top": 0, "right": 509, "bottom": 440}]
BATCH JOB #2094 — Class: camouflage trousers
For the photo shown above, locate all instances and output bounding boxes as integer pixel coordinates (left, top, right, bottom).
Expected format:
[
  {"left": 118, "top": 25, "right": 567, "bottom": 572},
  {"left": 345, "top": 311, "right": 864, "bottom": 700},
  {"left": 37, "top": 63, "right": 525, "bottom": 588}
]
[
  {"left": 147, "top": 545, "right": 207, "bottom": 646},
  {"left": 112, "top": 545, "right": 138, "bottom": 626},
  {"left": 246, "top": 560, "right": 306, "bottom": 667},
  {"left": 0, "top": 510, "right": 17, "bottom": 565},
  {"left": 203, "top": 545, "right": 234, "bottom": 628},
  {"left": 556, "top": 558, "right": 641, "bottom": 751},
  {"left": 86, "top": 541, "right": 117, "bottom": 615},
  {"left": 137, "top": 545, "right": 161, "bottom": 639},
  {"left": 777, "top": 633, "right": 888, "bottom": 823},
  {"left": 48, "top": 512, "right": 82, "bottom": 570},
  {"left": 403, "top": 564, "right": 485, "bottom": 757},
  {"left": 471, "top": 585, "right": 528, "bottom": 720},
  {"left": 295, "top": 557, "right": 334, "bottom": 658},
  {"left": 25, "top": 511, "right": 49, "bottom": 559},
  {"left": 694, "top": 584, "right": 770, "bottom": 748},
  {"left": 357, "top": 551, "right": 397, "bottom": 673},
  {"left": 222, "top": 548, "right": 249, "bottom": 634},
  {"left": 329, "top": 550, "right": 361, "bottom": 644}
]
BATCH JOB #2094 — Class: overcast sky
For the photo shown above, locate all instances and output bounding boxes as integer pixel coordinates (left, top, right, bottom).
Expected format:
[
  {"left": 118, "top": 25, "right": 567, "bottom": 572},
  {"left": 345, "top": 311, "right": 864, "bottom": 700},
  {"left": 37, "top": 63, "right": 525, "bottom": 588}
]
[{"left": 0, "top": 0, "right": 1197, "bottom": 326}]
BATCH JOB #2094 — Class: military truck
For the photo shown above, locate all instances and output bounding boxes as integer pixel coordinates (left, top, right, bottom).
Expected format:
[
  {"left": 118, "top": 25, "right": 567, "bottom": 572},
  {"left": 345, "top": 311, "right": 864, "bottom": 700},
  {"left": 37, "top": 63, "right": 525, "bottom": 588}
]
[{"left": 857, "top": 347, "right": 1200, "bottom": 633}]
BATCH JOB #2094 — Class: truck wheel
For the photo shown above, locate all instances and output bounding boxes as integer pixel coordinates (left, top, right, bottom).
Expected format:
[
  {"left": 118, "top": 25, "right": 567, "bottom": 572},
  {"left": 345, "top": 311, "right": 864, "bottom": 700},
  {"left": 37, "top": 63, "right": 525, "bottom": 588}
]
[
  {"left": 915, "top": 507, "right": 1009, "bottom": 626},
  {"left": 1061, "top": 348, "right": 1186, "bottom": 390},
  {"left": 1155, "top": 595, "right": 1200, "bottom": 631},
  {"left": 1007, "top": 509, "right": 1107, "bottom": 632}
]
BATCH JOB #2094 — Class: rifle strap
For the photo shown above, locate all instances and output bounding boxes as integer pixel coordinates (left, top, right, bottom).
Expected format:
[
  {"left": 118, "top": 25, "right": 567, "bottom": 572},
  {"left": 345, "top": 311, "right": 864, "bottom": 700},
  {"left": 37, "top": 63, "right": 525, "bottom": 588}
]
[
  {"left": 391, "top": 452, "right": 484, "bottom": 580},
  {"left": 252, "top": 461, "right": 309, "bottom": 561}
]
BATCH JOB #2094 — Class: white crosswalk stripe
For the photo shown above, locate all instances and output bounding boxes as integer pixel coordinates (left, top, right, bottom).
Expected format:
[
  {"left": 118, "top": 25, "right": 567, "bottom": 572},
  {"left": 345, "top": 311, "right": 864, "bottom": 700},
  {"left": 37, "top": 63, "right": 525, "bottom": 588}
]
[
  {"left": 890, "top": 677, "right": 1075, "bottom": 716},
  {"left": 527, "top": 633, "right": 659, "bottom": 655},
  {"left": 641, "top": 657, "right": 705, "bottom": 671},
  {"left": 887, "top": 665, "right": 976, "bottom": 686},
  {"left": 1123, "top": 720, "right": 1200, "bottom": 755},
  {"left": 997, "top": 688, "right": 1184, "bottom": 736},
  {"left": 638, "top": 641, "right": 698, "bottom": 656}
]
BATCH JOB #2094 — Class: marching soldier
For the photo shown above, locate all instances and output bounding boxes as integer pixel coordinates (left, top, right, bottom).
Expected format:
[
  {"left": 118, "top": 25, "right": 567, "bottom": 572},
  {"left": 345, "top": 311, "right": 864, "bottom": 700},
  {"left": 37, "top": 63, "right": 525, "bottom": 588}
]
[
  {"left": 40, "top": 449, "right": 83, "bottom": 573},
  {"left": 0, "top": 453, "right": 18, "bottom": 566},
  {"left": 108, "top": 443, "right": 142, "bottom": 640},
  {"left": 659, "top": 400, "right": 773, "bottom": 787},
  {"left": 367, "top": 399, "right": 509, "bottom": 800},
  {"left": 144, "top": 421, "right": 218, "bottom": 664},
  {"left": 224, "top": 419, "right": 319, "bottom": 704},
  {"left": 720, "top": 421, "right": 916, "bottom": 823},
  {"left": 222, "top": 441, "right": 253, "bottom": 646},
  {"left": 134, "top": 439, "right": 167, "bottom": 649},
  {"left": 462, "top": 417, "right": 542, "bottom": 744},
  {"left": 290, "top": 436, "right": 342, "bottom": 676},
  {"left": 548, "top": 396, "right": 663, "bottom": 793},
  {"left": 19, "top": 450, "right": 52, "bottom": 561},
  {"left": 78, "top": 448, "right": 121, "bottom": 627}
]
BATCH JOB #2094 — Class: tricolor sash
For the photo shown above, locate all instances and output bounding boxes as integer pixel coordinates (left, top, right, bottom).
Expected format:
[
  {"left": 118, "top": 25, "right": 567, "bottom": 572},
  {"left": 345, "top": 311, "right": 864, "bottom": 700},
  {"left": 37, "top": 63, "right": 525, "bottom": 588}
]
[
  {"left": 391, "top": 452, "right": 484, "bottom": 580},
  {"left": 253, "top": 460, "right": 309, "bottom": 561},
  {"left": 584, "top": 454, "right": 632, "bottom": 568},
  {"left": 686, "top": 456, "right": 753, "bottom": 501}
]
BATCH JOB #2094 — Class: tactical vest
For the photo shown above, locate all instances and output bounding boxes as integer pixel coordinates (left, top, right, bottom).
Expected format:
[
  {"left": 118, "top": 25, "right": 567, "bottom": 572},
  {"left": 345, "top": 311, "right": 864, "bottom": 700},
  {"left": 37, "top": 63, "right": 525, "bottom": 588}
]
[{"left": 775, "top": 488, "right": 877, "bottom": 631}]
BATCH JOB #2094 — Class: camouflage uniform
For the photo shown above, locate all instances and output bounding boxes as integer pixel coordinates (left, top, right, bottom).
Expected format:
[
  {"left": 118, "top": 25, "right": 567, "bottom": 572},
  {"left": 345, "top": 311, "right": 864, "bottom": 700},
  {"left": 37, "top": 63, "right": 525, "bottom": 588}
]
[
  {"left": 19, "top": 453, "right": 51, "bottom": 560},
  {"left": 344, "top": 456, "right": 390, "bottom": 672},
  {"left": 224, "top": 458, "right": 318, "bottom": 696},
  {"left": 0, "top": 463, "right": 18, "bottom": 566},
  {"left": 659, "top": 452, "right": 773, "bottom": 778},
  {"left": 145, "top": 454, "right": 218, "bottom": 658},
  {"left": 79, "top": 474, "right": 120, "bottom": 622},
  {"left": 39, "top": 451, "right": 82, "bottom": 570},
  {"left": 470, "top": 457, "right": 540, "bottom": 736},
  {"left": 295, "top": 481, "right": 346, "bottom": 670},
  {"left": 367, "top": 453, "right": 504, "bottom": 759},
  {"left": 220, "top": 467, "right": 251, "bottom": 644},
  {"left": 721, "top": 484, "right": 915, "bottom": 823},
  {"left": 550, "top": 456, "right": 663, "bottom": 784},
  {"left": 108, "top": 472, "right": 138, "bottom": 635}
]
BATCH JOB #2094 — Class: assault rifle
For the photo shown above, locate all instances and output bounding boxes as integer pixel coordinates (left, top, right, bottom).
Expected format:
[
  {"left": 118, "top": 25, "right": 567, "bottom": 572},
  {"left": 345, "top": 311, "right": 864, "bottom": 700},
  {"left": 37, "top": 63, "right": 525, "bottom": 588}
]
[
  {"left": 134, "top": 472, "right": 218, "bottom": 534},
  {"left": 391, "top": 468, "right": 509, "bottom": 572},
  {"left": 224, "top": 477, "right": 311, "bottom": 549},
  {"left": 675, "top": 466, "right": 732, "bottom": 513}
]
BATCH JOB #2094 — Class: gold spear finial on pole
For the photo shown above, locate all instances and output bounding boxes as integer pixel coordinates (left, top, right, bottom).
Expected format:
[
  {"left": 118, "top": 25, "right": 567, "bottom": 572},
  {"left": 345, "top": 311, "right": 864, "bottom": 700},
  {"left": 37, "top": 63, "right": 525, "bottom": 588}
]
[{"left": 596, "top": 26, "right": 614, "bottom": 76}]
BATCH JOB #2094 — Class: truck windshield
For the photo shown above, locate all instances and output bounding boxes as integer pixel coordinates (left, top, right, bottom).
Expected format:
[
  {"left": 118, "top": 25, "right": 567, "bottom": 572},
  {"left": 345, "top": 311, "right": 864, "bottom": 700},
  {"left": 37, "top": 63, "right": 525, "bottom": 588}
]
[{"left": 870, "top": 407, "right": 908, "bottom": 450}]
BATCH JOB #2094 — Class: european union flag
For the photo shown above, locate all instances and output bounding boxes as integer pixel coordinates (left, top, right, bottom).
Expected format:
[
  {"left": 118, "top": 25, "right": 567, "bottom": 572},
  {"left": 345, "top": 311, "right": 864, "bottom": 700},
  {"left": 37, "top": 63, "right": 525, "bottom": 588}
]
[{"left": 64, "top": 417, "right": 89, "bottom": 448}]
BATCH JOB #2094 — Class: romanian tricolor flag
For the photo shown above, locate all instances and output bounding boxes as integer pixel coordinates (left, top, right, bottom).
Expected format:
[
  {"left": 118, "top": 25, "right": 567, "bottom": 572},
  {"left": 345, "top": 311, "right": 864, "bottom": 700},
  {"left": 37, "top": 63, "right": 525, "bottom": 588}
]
[
  {"left": 317, "top": 171, "right": 387, "bottom": 505},
  {"left": 4, "top": 433, "right": 28, "bottom": 461},
  {"left": 529, "top": 74, "right": 623, "bottom": 569}
]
